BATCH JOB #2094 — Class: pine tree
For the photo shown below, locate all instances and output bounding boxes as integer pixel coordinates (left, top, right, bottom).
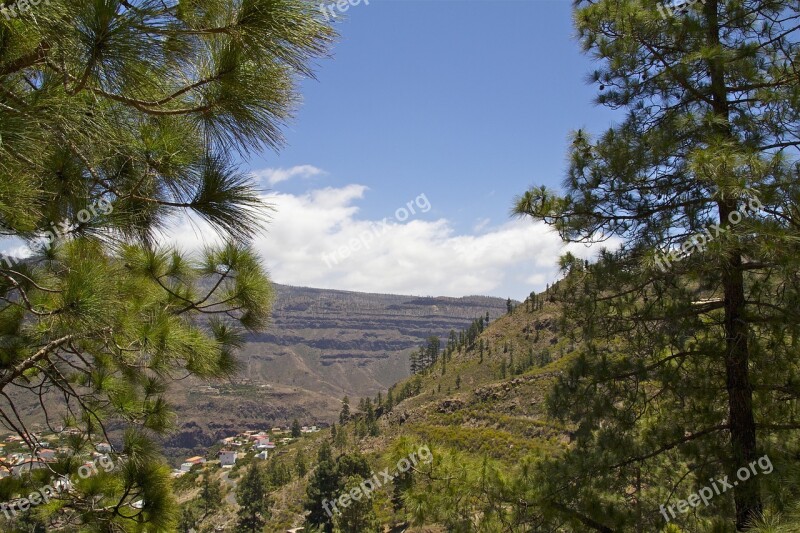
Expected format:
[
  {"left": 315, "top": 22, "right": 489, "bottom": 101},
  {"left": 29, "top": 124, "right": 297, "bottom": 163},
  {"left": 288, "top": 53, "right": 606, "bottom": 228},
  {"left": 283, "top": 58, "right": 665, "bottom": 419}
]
[
  {"left": 455, "top": 374, "right": 461, "bottom": 389},
  {"left": 426, "top": 336, "right": 441, "bottom": 368},
  {"left": 305, "top": 441, "right": 339, "bottom": 532},
  {"left": 365, "top": 401, "right": 379, "bottom": 437},
  {"left": 236, "top": 463, "right": 271, "bottom": 532},
  {"left": 0, "top": 1, "right": 332, "bottom": 528},
  {"left": 296, "top": 450, "right": 308, "bottom": 477},
  {"left": 334, "top": 423, "right": 348, "bottom": 450},
  {"left": 339, "top": 396, "right": 350, "bottom": 425},
  {"left": 200, "top": 474, "right": 224, "bottom": 517},
  {"left": 513, "top": 0, "right": 800, "bottom": 529},
  {"left": 306, "top": 450, "right": 372, "bottom": 533},
  {"left": 386, "top": 388, "right": 394, "bottom": 412},
  {"left": 506, "top": 298, "right": 513, "bottom": 314},
  {"left": 178, "top": 506, "right": 198, "bottom": 533},
  {"left": 292, "top": 418, "right": 302, "bottom": 438},
  {"left": 410, "top": 350, "right": 420, "bottom": 374},
  {"left": 333, "top": 475, "right": 380, "bottom": 533},
  {"left": 266, "top": 456, "right": 293, "bottom": 488}
]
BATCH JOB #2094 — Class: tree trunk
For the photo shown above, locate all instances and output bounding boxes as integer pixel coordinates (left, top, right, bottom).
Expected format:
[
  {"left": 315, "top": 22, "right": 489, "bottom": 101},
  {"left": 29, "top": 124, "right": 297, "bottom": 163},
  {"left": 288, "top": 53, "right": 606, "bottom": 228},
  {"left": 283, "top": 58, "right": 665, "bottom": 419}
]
[
  {"left": 705, "top": 0, "right": 762, "bottom": 528},
  {"left": 720, "top": 201, "right": 761, "bottom": 530}
]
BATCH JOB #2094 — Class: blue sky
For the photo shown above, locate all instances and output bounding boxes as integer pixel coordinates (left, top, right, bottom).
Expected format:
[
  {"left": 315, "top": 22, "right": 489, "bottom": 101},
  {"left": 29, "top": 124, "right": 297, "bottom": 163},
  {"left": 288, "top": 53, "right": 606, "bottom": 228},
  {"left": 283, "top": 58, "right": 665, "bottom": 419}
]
[
  {"left": 254, "top": 0, "right": 616, "bottom": 227},
  {"left": 3, "top": 1, "right": 621, "bottom": 300},
  {"left": 235, "top": 0, "right": 622, "bottom": 299}
]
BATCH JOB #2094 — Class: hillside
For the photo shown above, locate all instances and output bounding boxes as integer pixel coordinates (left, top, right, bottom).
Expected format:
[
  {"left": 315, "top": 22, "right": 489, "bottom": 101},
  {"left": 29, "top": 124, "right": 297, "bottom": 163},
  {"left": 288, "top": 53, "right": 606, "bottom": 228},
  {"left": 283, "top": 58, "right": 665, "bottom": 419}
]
[
  {"left": 174, "top": 287, "right": 574, "bottom": 531},
  {"left": 160, "top": 284, "right": 511, "bottom": 461},
  {"left": 2, "top": 284, "right": 510, "bottom": 466}
]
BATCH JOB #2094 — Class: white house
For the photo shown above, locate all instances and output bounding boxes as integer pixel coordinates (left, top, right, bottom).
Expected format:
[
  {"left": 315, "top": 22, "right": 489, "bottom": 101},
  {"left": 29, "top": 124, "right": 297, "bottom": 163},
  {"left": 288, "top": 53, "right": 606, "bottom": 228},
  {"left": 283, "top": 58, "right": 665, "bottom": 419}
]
[
  {"left": 219, "top": 450, "right": 237, "bottom": 467},
  {"left": 96, "top": 442, "right": 112, "bottom": 453},
  {"left": 254, "top": 437, "right": 274, "bottom": 450},
  {"left": 255, "top": 451, "right": 268, "bottom": 460}
]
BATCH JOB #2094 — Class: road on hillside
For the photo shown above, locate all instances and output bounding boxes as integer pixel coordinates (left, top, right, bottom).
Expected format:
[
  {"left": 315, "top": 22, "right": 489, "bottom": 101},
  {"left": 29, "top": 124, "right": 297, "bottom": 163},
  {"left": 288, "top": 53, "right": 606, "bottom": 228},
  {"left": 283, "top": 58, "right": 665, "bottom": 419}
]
[{"left": 220, "top": 469, "right": 238, "bottom": 507}]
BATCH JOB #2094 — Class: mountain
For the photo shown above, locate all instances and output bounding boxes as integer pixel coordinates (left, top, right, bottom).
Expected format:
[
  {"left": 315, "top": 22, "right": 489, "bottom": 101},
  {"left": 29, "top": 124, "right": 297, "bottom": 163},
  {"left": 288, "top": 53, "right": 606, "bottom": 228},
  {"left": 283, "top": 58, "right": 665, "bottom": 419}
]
[
  {"left": 174, "top": 287, "right": 569, "bottom": 531},
  {"left": 160, "top": 284, "right": 511, "bottom": 460}
]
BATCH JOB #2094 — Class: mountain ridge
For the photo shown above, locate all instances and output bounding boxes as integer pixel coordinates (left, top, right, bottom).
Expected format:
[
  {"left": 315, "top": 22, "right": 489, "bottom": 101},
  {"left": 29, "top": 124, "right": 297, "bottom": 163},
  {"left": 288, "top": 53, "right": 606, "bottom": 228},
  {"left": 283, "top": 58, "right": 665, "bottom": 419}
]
[{"left": 159, "top": 283, "right": 512, "bottom": 461}]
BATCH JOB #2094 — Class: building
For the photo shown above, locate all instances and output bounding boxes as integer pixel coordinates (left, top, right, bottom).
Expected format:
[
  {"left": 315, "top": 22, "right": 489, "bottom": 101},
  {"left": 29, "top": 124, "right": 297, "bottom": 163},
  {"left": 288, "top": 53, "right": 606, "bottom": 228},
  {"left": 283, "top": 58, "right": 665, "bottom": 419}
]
[
  {"left": 11, "top": 458, "right": 49, "bottom": 477},
  {"left": 255, "top": 451, "right": 268, "bottom": 460},
  {"left": 37, "top": 449, "right": 57, "bottom": 460},
  {"left": 254, "top": 437, "right": 274, "bottom": 450},
  {"left": 219, "top": 450, "right": 237, "bottom": 467},
  {"left": 180, "top": 456, "right": 206, "bottom": 472},
  {"left": 96, "top": 442, "right": 112, "bottom": 453}
]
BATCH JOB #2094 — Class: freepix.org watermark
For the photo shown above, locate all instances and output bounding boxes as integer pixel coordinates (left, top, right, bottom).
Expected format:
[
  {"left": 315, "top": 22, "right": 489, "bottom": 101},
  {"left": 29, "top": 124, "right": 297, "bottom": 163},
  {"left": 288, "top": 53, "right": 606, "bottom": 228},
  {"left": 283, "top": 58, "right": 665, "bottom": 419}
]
[
  {"left": 0, "top": 198, "right": 113, "bottom": 269},
  {"left": 656, "top": 0, "right": 706, "bottom": 20},
  {"left": 0, "top": 454, "right": 116, "bottom": 519},
  {"left": 655, "top": 192, "right": 762, "bottom": 272},
  {"left": 321, "top": 193, "right": 431, "bottom": 269},
  {"left": 1, "top": 0, "right": 50, "bottom": 20},
  {"left": 322, "top": 444, "right": 433, "bottom": 518},
  {"left": 659, "top": 454, "right": 773, "bottom": 523},
  {"left": 319, "top": 0, "right": 368, "bottom": 22}
]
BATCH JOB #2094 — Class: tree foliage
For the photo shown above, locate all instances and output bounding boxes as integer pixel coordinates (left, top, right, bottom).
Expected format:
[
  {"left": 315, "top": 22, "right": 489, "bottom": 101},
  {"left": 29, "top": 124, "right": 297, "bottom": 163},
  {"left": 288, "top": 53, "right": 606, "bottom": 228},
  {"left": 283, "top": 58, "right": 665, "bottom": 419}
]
[
  {"left": 514, "top": 0, "right": 800, "bottom": 530},
  {"left": 0, "top": 0, "right": 332, "bottom": 529},
  {"left": 236, "top": 462, "right": 270, "bottom": 533}
]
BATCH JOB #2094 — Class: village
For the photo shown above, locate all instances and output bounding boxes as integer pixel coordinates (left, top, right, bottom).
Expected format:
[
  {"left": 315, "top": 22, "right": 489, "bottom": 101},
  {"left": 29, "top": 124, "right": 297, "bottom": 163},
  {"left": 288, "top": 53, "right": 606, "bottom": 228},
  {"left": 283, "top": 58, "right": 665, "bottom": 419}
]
[
  {"left": 0, "top": 429, "right": 114, "bottom": 480},
  {"left": 0, "top": 422, "right": 323, "bottom": 484},
  {"left": 173, "top": 424, "right": 322, "bottom": 476}
]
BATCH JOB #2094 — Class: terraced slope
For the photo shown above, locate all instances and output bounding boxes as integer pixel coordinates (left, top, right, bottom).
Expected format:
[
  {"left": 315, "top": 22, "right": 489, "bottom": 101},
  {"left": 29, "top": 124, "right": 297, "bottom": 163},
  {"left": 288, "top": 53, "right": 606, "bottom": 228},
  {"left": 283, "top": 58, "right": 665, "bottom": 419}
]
[{"left": 160, "top": 284, "right": 511, "bottom": 461}]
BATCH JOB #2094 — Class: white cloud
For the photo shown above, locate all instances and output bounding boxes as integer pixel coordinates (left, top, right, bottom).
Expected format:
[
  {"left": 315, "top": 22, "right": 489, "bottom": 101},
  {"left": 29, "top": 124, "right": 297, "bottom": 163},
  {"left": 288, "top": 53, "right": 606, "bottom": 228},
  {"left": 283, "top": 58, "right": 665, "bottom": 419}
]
[
  {"left": 160, "top": 184, "right": 617, "bottom": 299},
  {"left": 473, "top": 217, "right": 491, "bottom": 232},
  {"left": 0, "top": 242, "right": 32, "bottom": 260},
  {"left": 255, "top": 187, "right": 611, "bottom": 298},
  {"left": 253, "top": 165, "right": 325, "bottom": 186}
]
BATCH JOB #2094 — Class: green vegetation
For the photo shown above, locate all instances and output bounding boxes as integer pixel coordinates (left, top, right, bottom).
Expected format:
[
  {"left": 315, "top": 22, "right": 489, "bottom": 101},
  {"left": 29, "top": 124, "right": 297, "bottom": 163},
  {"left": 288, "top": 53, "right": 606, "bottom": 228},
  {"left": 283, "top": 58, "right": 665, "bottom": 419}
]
[
  {"left": 512, "top": 0, "right": 800, "bottom": 529},
  {"left": 247, "top": 0, "right": 800, "bottom": 526},
  {"left": 3, "top": 0, "right": 799, "bottom": 531},
  {"left": 0, "top": 0, "right": 331, "bottom": 530},
  {"left": 236, "top": 463, "right": 271, "bottom": 532}
]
